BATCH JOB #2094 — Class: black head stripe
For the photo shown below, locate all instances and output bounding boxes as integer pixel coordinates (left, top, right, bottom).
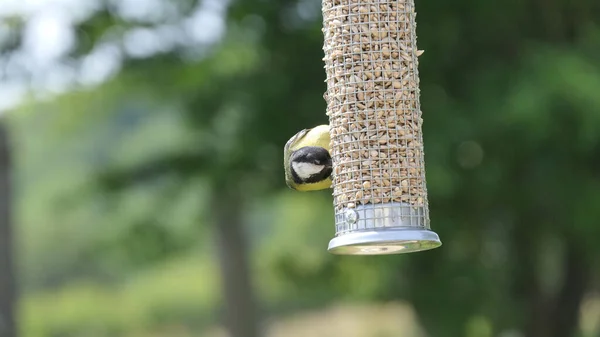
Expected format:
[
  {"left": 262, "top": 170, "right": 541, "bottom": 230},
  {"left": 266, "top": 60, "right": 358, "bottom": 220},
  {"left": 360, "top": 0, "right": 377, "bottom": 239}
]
[{"left": 291, "top": 146, "right": 332, "bottom": 165}]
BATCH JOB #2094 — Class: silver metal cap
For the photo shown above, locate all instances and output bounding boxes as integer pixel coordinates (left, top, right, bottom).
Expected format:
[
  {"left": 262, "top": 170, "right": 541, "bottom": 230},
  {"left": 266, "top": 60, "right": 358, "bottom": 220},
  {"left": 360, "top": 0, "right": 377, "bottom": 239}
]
[{"left": 328, "top": 202, "right": 442, "bottom": 255}]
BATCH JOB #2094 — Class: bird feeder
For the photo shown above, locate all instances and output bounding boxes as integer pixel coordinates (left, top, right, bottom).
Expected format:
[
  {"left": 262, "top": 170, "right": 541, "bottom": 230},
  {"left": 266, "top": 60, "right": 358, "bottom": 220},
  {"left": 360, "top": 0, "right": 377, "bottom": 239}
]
[{"left": 321, "top": 0, "right": 441, "bottom": 255}]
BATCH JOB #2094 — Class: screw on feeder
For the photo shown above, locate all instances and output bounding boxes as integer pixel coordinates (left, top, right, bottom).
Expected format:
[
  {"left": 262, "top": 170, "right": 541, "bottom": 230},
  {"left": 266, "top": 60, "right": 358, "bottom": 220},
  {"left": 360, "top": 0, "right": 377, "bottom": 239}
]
[
  {"left": 320, "top": 0, "right": 442, "bottom": 255},
  {"left": 344, "top": 208, "right": 358, "bottom": 224}
]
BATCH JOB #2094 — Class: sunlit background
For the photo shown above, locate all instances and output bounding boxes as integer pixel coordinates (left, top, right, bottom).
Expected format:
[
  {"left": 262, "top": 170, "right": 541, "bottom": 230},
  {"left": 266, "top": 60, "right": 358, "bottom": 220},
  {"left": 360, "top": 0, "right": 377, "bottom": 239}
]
[{"left": 1, "top": 0, "right": 600, "bottom": 336}]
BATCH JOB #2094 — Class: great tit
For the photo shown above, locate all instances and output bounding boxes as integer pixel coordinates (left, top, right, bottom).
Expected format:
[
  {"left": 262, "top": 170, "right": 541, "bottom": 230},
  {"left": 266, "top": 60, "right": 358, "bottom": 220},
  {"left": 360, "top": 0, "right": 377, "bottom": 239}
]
[{"left": 284, "top": 124, "right": 333, "bottom": 191}]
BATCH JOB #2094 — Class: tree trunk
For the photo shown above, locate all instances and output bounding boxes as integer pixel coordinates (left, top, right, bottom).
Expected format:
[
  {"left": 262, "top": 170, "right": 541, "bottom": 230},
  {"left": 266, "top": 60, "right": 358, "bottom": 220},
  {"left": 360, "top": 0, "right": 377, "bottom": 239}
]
[
  {"left": 212, "top": 186, "right": 260, "bottom": 337},
  {"left": 512, "top": 220, "right": 549, "bottom": 337},
  {"left": 0, "top": 121, "right": 15, "bottom": 337},
  {"left": 516, "top": 232, "right": 590, "bottom": 337},
  {"left": 548, "top": 240, "right": 590, "bottom": 337}
]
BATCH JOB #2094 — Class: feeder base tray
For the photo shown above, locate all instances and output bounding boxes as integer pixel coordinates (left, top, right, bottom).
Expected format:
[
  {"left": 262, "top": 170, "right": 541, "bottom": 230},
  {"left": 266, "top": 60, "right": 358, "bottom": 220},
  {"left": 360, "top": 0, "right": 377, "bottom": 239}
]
[{"left": 327, "top": 228, "right": 441, "bottom": 255}]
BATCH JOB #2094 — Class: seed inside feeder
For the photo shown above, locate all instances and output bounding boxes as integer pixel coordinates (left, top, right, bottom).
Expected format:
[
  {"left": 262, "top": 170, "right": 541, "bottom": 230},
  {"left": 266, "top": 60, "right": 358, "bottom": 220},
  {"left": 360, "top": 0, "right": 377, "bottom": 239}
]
[{"left": 322, "top": 0, "right": 427, "bottom": 214}]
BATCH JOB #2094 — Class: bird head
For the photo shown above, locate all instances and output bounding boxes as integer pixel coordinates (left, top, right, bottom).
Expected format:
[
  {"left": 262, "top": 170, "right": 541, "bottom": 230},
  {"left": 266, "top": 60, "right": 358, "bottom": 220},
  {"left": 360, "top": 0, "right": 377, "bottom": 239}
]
[{"left": 289, "top": 146, "right": 333, "bottom": 184}]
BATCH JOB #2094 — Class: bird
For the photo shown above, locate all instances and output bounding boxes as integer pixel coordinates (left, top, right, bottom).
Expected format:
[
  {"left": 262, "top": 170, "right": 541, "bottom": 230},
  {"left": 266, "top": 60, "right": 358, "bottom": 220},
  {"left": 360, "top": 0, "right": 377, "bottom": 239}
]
[{"left": 284, "top": 124, "right": 333, "bottom": 191}]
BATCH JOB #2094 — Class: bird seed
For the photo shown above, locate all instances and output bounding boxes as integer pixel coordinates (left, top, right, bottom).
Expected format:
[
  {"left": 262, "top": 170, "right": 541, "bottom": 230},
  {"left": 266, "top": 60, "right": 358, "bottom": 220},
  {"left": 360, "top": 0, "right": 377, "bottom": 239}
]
[{"left": 321, "top": 0, "right": 428, "bottom": 214}]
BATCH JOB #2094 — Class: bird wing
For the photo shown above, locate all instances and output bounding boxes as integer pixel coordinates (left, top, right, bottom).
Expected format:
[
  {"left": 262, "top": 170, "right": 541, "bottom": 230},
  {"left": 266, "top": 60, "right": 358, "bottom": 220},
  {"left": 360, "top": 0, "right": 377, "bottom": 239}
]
[
  {"left": 289, "top": 125, "right": 331, "bottom": 152},
  {"left": 285, "top": 128, "right": 310, "bottom": 153}
]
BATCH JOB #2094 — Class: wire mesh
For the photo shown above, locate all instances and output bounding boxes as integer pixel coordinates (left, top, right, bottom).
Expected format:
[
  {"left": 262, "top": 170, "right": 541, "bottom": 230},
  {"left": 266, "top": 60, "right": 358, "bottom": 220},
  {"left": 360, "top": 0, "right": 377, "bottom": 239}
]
[{"left": 321, "top": 0, "right": 431, "bottom": 237}]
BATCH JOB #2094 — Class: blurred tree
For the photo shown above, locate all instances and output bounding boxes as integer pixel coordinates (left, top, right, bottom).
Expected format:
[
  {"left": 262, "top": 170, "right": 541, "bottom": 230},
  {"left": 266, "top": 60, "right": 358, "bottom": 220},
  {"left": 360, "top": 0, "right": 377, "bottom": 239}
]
[
  {"left": 69, "top": 2, "right": 332, "bottom": 337},
  {"left": 2, "top": 0, "right": 600, "bottom": 337},
  {"left": 212, "top": 186, "right": 259, "bottom": 337},
  {"left": 0, "top": 120, "right": 15, "bottom": 337}
]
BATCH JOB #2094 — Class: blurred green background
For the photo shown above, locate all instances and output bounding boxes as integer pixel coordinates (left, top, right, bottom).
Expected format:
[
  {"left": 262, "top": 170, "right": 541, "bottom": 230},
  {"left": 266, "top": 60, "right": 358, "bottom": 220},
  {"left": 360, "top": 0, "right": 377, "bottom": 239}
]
[{"left": 1, "top": 0, "right": 600, "bottom": 336}]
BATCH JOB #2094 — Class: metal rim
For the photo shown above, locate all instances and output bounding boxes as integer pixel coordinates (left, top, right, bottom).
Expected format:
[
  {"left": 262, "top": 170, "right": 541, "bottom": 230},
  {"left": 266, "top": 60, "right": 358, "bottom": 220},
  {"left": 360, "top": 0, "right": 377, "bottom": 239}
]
[{"left": 327, "top": 228, "right": 442, "bottom": 255}]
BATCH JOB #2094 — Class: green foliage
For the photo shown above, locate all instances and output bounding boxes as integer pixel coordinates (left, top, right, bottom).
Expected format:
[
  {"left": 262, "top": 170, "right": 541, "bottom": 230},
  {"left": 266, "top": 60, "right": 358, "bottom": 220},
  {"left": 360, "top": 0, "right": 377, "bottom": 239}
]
[
  {"left": 21, "top": 255, "right": 220, "bottom": 337},
  {"left": 3, "top": 0, "right": 600, "bottom": 336}
]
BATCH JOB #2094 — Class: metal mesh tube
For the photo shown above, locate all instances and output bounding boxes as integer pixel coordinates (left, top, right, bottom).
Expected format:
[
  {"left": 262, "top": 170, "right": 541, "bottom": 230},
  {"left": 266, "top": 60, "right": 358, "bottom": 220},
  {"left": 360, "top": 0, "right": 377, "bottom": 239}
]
[{"left": 321, "top": 0, "right": 440, "bottom": 254}]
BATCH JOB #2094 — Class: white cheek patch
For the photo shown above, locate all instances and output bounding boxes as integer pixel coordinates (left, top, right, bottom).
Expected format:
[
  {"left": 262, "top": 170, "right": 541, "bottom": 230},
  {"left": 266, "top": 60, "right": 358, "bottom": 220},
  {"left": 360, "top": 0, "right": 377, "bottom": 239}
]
[{"left": 292, "top": 162, "right": 325, "bottom": 180}]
